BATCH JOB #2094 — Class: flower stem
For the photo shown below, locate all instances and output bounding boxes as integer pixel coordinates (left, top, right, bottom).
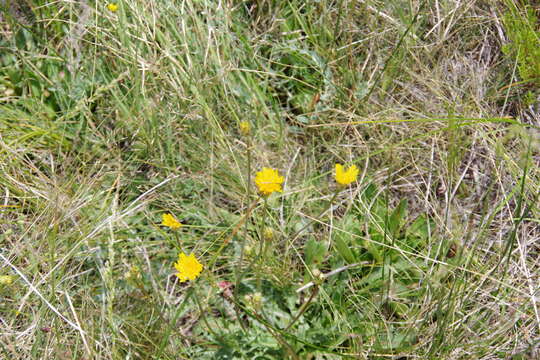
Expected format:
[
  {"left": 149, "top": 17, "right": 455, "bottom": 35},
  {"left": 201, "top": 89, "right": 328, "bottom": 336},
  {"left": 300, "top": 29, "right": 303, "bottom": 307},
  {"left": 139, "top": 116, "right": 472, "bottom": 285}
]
[
  {"left": 234, "top": 131, "right": 253, "bottom": 330},
  {"left": 284, "top": 285, "right": 319, "bottom": 331},
  {"left": 288, "top": 190, "right": 339, "bottom": 244},
  {"left": 193, "top": 286, "right": 218, "bottom": 337}
]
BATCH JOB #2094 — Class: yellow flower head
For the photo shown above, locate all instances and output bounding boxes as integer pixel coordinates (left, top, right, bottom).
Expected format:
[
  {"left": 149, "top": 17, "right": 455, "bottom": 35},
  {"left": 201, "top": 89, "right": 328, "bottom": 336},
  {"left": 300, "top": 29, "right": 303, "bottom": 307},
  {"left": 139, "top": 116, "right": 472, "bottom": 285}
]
[
  {"left": 239, "top": 121, "right": 251, "bottom": 136},
  {"left": 174, "top": 252, "right": 203, "bottom": 282},
  {"left": 107, "top": 3, "right": 118, "bottom": 12},
  {"left": 255, "top": 167, "right": 284, "bottom": 196},
  {"left": 162, "top": 213, "right": 182, "bottom": 229},
  {"left": 335, "top": 163, "right": 359, "bottom": 186},
  {"left": 0, "top": 275, "right": 14, "bottom": 285}
]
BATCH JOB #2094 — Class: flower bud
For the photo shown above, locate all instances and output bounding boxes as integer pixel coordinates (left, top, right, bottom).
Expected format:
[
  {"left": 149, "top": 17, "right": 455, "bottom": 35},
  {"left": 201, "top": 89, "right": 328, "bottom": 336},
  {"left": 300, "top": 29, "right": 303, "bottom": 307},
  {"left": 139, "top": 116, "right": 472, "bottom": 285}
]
[
  {"left": 0, "top": 275, "right": 14, "bottom": 285},
  {"left": 263, "top": 227, "right": 274, "bottom": 241},
  {"left": 312, "top": 269, "right": 325, "bottom": 285},
  {"left": 251, "top": 292, "right": 263, "bottom": 310},
  {"left": 239, "top": 121, "right": 251, "bottom": 136}
]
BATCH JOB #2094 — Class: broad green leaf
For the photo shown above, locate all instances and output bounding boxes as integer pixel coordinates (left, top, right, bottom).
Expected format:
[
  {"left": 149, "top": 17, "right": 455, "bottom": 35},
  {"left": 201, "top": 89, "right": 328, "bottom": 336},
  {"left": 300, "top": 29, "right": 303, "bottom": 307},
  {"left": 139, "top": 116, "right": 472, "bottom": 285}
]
[
  {"left": 304, "top": 238, "right": 326, "bottom": 265},
  {"left": 334, "top": 235, "right": 356, "bottom": 264},
  {"left": 387, "top": 198, "right": 408, "bottom": 236}
]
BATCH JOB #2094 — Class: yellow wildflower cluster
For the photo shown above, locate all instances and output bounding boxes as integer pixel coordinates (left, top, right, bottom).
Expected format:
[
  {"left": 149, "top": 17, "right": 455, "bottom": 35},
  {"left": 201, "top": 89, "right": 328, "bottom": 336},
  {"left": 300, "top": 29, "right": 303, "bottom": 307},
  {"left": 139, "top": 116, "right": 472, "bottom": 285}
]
[
  {"left": 166, "top": 162, "right": 359, "bottom": 285},
  {"left": 254, "top": 163, "right": 358, "bottom": 197}
]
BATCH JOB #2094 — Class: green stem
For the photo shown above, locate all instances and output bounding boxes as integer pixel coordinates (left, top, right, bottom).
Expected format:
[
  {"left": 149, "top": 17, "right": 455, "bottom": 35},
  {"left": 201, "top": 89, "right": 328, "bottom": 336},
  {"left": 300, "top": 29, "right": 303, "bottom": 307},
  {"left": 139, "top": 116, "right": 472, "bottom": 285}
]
[
  {"left": 285, "top": 285, "right": 319, "bottom": 331},
  {"left": 234, "top": 133, "right": 253, "bottom": 330},
  {"left": 289, "top": 190, "right": 339, "bottom": 244},
  {"left": 256, "top": 198, "right": 269, "bottom": 291},
  {"left": 156, "top": 287, "right": 194, "bottom": 357},
  {"left": 193, "top": 286, "right": 218, "bottom": 338},
  {"left": 173, "top": 231, "right": 183, "bottom": 252}
]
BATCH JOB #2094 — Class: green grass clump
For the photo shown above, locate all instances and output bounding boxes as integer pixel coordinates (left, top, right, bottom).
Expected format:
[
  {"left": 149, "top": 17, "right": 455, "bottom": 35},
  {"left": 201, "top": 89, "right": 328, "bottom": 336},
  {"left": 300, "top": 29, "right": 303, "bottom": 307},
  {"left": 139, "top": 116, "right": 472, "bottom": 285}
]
[
  {"left": 1, "top": 1, "right": 539, "bottom": 359},
  {"left": 502, "top": 2, "right": 540, "bottom": 88}
]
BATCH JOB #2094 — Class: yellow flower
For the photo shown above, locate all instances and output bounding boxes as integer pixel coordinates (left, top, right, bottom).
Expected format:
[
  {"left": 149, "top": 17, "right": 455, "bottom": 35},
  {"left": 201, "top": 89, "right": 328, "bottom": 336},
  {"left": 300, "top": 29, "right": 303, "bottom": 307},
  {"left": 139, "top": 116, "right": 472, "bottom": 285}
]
[
  {"left": 335, "top": 163, "right": 359, "bottom": 186},
  {"left": 174, "top": 252, "right": 203, "bottom": 282},
  {"left": 162, "top": 213, "right": 182, "bottom": 229},
  {"left": 255, "top": 167, "right": 284, "bottom": 196},
  {"left": 239, "top": 121, "right": 251, "bottom": 136},
  {"left": 107, "top": 3, "right": 118, "bottom": 12},
  {"left": 0, "top": 275, "right": 14, "bottom": 285}
]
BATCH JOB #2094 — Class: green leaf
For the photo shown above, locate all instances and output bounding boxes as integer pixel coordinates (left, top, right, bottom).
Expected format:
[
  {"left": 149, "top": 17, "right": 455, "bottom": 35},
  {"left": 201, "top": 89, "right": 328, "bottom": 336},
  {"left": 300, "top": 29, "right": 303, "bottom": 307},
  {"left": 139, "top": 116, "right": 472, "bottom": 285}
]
[
  {"left": 364, "top": 235, "right": 383, "bottom": 263},
  {"left": 406, "top": 214, "right": 433, "bottom": 248},
  {"left": 375, "top": 329, "right": 417, "bottom": 351},
  {"left": 387, "top": 198, "right": 408, "bottom": 236},
  {"left": 362, "top": 182, "right": 378, "bottom": 203},
  {"left": 304, "top": 238, "right": 326, "bottom": 265},
  {"left": 334, "top": 235, "right": 356, "bottom": 264}
]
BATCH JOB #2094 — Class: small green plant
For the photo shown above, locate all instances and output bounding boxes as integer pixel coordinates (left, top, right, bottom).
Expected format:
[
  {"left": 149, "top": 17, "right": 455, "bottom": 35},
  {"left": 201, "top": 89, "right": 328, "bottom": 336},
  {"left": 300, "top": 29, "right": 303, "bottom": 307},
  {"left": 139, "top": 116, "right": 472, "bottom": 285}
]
[{"left": 502, "top": 3, "right": 540, "bottom": 88}]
